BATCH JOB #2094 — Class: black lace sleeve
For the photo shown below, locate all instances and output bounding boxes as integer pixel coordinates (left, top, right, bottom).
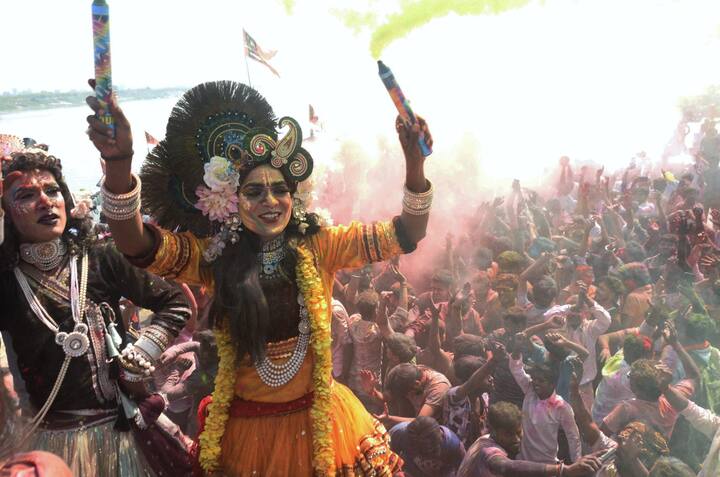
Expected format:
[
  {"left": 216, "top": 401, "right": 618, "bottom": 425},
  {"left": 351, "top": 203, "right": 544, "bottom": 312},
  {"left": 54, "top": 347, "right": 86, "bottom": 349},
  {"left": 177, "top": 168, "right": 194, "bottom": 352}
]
[{"left": 91, "top": 242, "right": 191, "bottom": 336}]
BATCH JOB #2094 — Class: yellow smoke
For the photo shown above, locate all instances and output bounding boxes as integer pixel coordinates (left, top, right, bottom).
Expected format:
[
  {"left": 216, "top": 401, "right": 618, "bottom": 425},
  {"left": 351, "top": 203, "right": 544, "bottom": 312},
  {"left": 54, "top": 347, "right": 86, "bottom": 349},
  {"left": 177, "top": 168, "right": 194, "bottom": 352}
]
[
  {"left": 370, "top": 0, "right": 533, "bottom": 58},
  {"left": 281, "top": 0, "right": 295, "bottom": 15},
  {"left": 330, "top": 8, "right": 379, "bottom": 35}
]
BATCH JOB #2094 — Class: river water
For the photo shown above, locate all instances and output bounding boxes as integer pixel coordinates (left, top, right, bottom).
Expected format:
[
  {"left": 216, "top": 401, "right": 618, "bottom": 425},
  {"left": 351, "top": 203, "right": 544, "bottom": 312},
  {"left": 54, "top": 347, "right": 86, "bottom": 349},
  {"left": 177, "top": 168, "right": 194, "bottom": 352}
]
[{"left": 1, "top": 96, "right": 181, "bottom": 193}]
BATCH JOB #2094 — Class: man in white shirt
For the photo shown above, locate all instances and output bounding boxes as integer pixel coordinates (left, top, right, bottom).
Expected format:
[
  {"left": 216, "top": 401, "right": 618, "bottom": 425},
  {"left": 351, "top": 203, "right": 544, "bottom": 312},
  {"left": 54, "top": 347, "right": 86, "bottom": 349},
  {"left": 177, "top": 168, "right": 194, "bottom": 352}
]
[
  {"left": 508, "top": 340, "right": 582, "bottom": 464},
  {"left": 545, "top": 285, "right": 611, "bottom": 410}
]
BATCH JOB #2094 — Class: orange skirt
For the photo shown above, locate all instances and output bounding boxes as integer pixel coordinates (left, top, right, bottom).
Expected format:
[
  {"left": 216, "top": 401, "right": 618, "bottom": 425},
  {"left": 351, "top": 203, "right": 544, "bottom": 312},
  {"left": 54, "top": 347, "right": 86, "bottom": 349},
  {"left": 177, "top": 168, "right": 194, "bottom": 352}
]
[{"left": 218, "top": 349, "right": 401, "bottom": 477}]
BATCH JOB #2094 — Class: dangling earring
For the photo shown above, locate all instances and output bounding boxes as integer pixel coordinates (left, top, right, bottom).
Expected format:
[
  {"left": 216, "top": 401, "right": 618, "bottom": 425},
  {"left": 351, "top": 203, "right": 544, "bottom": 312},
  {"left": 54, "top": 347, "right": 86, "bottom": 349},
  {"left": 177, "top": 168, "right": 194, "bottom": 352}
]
[
  {"left": 292, "top": 196, "right": 309, "bottom": 234},
  {"left": 227, "top": 214, "right": 243, "bottom": 244},
  {"left": 202, "top": 215, "right": 243, "bottom": 263}
]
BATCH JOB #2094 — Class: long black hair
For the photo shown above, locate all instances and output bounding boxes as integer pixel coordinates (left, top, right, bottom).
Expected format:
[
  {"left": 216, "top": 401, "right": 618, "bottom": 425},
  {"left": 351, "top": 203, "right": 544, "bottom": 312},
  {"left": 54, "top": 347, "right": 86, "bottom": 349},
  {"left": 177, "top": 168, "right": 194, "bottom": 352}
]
[
  {"left": 208, "top": 165, "right": 322, "bottom": 363},
  {"left": 0, "top": 149, "right": 96, "bottom": 272}
]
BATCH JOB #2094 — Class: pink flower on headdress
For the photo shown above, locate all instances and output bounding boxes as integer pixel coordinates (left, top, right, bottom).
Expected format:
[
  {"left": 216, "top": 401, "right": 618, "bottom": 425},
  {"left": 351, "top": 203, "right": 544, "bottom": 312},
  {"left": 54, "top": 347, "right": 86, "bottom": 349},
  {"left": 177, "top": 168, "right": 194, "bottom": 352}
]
[{"left": 194, "top": 185, "right": 238, "bottom": 222}]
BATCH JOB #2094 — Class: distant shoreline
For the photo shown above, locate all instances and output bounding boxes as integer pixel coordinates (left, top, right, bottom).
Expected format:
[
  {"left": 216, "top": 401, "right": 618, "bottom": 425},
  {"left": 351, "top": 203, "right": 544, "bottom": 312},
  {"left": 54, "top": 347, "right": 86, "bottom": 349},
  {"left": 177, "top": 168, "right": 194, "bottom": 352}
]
[{"left": 0, "top": 87, "right": 187, "bottom": 114}]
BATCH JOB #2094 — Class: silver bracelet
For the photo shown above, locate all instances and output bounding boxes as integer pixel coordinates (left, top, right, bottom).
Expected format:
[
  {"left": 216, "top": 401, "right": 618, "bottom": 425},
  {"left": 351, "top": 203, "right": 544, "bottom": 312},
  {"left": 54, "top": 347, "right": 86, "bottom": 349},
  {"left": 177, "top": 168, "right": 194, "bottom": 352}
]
[
  {"left": 143, "top": 325, "right": 173, "bottom": 349},
  {"left": 119, "top": 368, "right": 145, "bottom": 383},
  {"left": 133, "top": 335, "right": 163, "bottom": 362},
  {"left": 101, "top": 173, "right": 142, "bottom": 221},
  {"left": 402, "top": 180, "right": 433, "bottom": 215}
]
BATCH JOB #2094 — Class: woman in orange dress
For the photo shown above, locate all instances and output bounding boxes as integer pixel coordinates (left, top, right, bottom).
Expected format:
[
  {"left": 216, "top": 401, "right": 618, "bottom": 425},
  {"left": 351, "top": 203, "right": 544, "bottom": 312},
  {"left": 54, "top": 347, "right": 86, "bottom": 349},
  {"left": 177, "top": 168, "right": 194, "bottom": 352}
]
[{"left": 86, "top": 81, "right": 434, "bottom": 476}]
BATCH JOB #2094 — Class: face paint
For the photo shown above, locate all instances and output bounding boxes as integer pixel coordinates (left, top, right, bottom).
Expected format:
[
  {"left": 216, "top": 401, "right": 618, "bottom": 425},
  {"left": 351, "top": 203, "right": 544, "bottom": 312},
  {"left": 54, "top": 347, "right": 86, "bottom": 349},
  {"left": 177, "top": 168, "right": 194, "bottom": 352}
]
[
  {"left": 237, "top": 165, "right": 292, "bottom": 241},
  {"left": 2, "top": 170, "right": 67, "bottom": 243}
]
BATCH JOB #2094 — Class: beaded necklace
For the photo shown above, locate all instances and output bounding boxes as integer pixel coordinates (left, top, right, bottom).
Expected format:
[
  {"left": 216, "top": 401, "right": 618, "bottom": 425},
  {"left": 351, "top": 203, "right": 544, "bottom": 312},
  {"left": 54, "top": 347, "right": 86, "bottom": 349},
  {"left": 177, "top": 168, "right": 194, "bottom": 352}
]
[
  {"left": 255, "top": 293, "right": 310, "bottom": 387},
  {"left": 254, "top": 234, "right": 311, "bottom": 387},
  {"left": 19, "top": 238, "right": 67, "bottom": 271},
  {"left": 258, "top": 234, "right": 286, "bottom": 280},
  {"left": 15, "top": 251, "right": 90, "bottom": 357},
  {"left": 5, "top": 249, "right": 90, "bottom": 449}
]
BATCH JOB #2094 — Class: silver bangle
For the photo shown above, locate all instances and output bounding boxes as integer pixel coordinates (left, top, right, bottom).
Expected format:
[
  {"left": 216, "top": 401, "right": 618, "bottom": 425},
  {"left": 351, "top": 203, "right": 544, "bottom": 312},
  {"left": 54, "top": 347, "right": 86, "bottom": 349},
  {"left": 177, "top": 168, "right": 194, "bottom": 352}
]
[
  {"left": 402, "top": 180, "right": 433, "bottom": 215},
  {"left": 133, "top": 335, "right": 163, "bottom": 362},
  {"left": 119, "top": 368, "right": 145, "bottom": 383},
  {"left": 143, "top": 325, "right": 173, "bottom": 349},
  {"left": 101, "top": 173, "right": 142, "bottom": 221}
]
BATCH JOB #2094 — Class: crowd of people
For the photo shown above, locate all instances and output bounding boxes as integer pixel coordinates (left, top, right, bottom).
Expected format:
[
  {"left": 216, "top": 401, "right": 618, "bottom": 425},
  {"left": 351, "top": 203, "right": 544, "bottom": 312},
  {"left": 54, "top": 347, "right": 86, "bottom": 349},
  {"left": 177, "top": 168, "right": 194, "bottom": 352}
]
[{"left": 0, "top": 78, "right": 719, "bottom": 477}]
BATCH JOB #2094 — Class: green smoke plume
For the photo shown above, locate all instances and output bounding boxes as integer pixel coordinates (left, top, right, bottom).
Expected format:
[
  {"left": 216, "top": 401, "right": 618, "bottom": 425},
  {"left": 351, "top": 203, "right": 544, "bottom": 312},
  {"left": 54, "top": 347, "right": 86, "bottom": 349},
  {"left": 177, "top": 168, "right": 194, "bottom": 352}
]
[
  {"left": 281, "top": 0, "right": 295, "bottom": 15},
  {"left": 331, "top": 8, "right": 379, "bottom": 35},
  {"left": 370, "top": 0, "right": 533, "bottom": 58}
]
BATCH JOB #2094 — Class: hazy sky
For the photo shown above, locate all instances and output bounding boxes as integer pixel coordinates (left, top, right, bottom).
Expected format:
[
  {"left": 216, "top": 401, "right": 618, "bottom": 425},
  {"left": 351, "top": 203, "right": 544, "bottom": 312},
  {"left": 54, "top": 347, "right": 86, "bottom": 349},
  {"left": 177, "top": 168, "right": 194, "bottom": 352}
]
[{"left": 3, "top": 0, "right": 720, "bottom": 182}]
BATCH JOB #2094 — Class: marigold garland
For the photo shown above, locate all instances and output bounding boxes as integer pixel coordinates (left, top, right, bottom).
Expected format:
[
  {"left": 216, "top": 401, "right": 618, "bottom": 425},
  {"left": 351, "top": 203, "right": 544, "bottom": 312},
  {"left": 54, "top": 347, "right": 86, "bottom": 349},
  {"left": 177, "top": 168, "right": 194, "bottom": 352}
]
[
  {"left": 295, "top": 243, "right": 335, "bottom": 475},
  {"left": 198, "top": 326, "right": 236, "bottom": 473},
  {"left": 197, "top": 242, "right": 335, "bottom": 475}
]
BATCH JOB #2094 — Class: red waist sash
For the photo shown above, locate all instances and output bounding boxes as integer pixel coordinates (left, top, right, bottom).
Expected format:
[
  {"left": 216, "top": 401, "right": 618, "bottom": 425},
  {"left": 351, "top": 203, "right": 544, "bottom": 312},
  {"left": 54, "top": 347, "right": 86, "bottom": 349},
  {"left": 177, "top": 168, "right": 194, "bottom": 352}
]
[{"left": 229, "top": 392, "right": 314, "bottom": 418}]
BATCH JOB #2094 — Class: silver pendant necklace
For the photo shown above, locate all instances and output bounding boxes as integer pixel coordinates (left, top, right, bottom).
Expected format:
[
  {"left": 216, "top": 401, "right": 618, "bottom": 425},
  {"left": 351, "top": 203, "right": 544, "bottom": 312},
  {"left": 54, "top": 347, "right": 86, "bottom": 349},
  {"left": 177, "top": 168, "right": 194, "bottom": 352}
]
[
  {"left": 14, "top": 251, "right": 90, "bottom": 358},
  {"left": 19, "top": 238, "right": 67, "bottom": 271}
]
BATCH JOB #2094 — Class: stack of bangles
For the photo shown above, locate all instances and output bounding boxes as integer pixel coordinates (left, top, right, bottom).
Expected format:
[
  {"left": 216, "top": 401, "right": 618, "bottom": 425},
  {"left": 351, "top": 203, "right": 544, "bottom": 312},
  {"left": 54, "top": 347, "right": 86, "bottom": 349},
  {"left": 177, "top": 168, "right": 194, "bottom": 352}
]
[
  {"left": 402, "top": 181, "right": 434, "bottom": 216},
  {"left": 120, "top": 325, "right": 173, "bottom": 380},
  {"left": 101, "top": 173, "right": 142, "bottom": 221}
]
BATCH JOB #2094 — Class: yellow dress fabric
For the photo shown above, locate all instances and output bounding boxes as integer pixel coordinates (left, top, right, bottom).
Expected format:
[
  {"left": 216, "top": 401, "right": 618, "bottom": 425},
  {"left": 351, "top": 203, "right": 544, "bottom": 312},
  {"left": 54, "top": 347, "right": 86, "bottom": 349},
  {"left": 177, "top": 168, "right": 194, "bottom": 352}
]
[{"left": 147, "top": 221, "right": 404, "bottom": 476}]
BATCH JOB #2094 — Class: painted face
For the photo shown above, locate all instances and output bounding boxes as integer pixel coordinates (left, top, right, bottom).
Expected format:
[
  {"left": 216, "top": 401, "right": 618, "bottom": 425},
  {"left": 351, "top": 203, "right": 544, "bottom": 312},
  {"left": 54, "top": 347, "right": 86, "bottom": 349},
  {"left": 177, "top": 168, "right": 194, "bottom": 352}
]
[
  {"left": 617, "top": 426, "right": 644, "bottom": 465},
  {"left": 237, "top": 165, "right": 292, "bottom": 241},
  {"left": 2, "top": 169, "right": 66, "bottom": 243}
]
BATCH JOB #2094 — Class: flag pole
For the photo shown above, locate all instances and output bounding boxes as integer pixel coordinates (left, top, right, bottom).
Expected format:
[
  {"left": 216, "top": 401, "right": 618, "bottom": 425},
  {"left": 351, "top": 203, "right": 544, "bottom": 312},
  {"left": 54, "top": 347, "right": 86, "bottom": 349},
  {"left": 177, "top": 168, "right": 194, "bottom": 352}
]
[
  {"left": 243, "top": 29, "right": 253, "bottom": 87},
  {"left": 244, "top": 54, "right": 252, "bottom": 87}
]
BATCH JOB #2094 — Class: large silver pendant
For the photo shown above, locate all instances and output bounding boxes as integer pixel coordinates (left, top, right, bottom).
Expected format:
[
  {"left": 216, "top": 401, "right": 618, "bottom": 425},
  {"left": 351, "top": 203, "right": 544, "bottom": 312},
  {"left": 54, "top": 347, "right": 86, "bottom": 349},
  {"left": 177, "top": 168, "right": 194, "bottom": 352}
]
[{"left": 55, "top": 323, "right": 90, "bottom": 357}]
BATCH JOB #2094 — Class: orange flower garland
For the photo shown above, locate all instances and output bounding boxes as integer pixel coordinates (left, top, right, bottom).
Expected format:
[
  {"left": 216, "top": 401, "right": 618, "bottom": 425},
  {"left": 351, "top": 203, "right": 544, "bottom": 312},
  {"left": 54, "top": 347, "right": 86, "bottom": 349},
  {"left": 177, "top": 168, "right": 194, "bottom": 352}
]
[{"left": 295, "top": 243, "right": 335, "bottom": 475}]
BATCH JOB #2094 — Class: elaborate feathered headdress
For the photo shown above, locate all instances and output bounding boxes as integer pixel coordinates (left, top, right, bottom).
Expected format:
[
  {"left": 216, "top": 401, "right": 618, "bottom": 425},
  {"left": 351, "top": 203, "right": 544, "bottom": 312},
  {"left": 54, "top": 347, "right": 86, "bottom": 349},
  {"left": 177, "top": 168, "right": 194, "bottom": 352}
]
[{"left": 140, "top": 81, "right": 314, "bottom": 241}]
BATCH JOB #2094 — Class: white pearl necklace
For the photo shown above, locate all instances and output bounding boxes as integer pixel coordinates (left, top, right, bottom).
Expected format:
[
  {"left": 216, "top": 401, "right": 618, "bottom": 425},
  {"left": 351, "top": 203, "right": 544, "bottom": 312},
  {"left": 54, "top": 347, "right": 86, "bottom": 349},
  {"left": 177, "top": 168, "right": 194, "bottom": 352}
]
[
  {"left": 255, "top": 294, "right": 311, "bottom": 387},
  {"left": 14, "top": 251, "right": 90, "bottom": 358}
]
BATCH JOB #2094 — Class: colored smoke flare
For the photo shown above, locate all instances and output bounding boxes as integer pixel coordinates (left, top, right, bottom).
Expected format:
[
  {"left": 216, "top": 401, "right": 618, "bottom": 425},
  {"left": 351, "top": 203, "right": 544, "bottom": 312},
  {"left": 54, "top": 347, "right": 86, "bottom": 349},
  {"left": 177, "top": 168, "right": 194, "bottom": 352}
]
[
  {"left": 377, "top": 60, "right": 432, "bottom": 157},
  {"left": 92, "top": 0, "right": 114, "bottom": 136}
]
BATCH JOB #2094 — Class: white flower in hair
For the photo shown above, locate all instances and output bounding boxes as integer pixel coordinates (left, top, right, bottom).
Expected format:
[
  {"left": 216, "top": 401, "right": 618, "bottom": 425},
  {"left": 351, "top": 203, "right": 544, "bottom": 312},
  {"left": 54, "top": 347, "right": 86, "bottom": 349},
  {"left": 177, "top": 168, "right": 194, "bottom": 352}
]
[{"left": 203, "top": 156, "right": 240, "bottom": 192}]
